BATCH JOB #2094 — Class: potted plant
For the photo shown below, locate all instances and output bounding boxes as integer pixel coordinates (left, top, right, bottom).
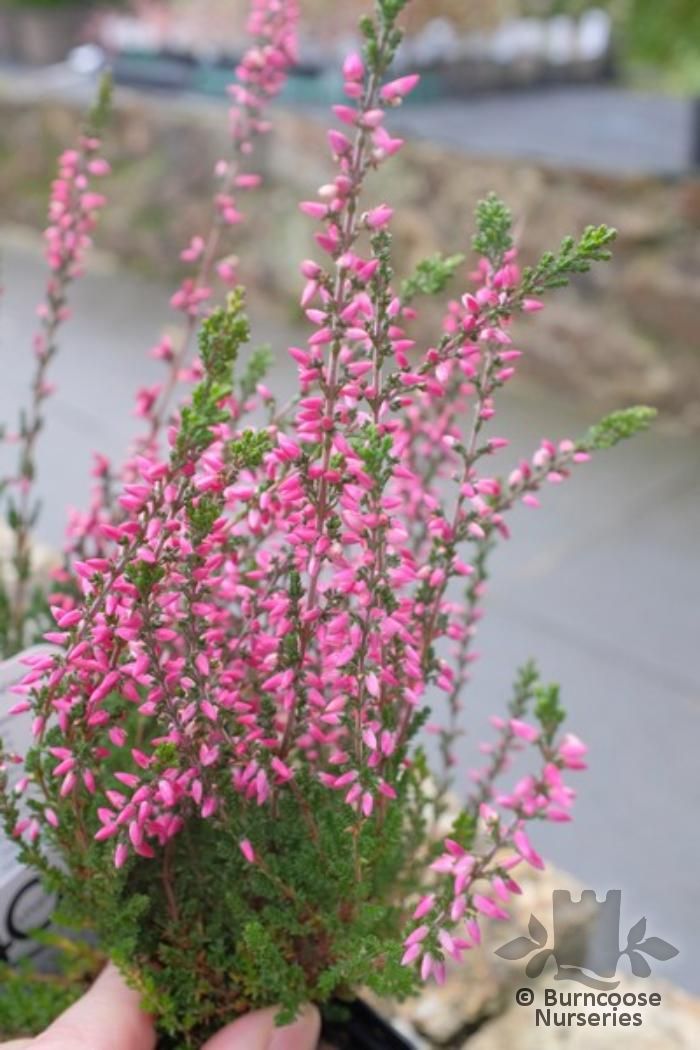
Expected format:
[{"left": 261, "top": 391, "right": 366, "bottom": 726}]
[{"left": 0, "top": 0, "right": 654, "bottom": 1046}]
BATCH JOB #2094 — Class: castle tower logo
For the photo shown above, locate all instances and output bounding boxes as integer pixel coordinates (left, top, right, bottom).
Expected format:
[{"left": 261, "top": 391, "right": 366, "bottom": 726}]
[{"left": 496, "top": 890, "right": 678, "bottom": 989}]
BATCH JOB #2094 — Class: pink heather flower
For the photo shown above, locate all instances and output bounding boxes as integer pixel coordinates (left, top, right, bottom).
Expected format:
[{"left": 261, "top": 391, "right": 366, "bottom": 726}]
[
  {"left": 9, "top": 700, "right": 31, "bottom": 716},
  {"left": 450, "top": 895, "right": 467, "bottom": 922},
  {"left": 343, "top": 52, "right": 364, "bottom": 82},
  {"left": 380, "top": 75, "right": 421, "bottom": 102},
  {"left": 328, "top": 129, "right": 352, "bottom": 157},
  {"left": 365, "top": 204, "right": 394, "bottom": 230},
  {"left": 438, "top": 929, "right": 459, "bottom": 959},
  {"left": 361, "top": 108, "right": 384, "bottom": 129},
  {"left": 114, "top": 843, "right": 129, "bottom": 869},
  {"left": 404, "top": 924, "right": 429, "bottom": 947},
  {"left": 401, "top": 943, "right": 421, "bottom": 966},
  {"left": 271, "top": 757, "right": 293, "bottom": 782},
  {"left": 372, "top": 126, "right": 404, "bottom": 158},
  {"left": 413, "top": 894, "right": 436, "bottom": 920},
  {"left": 466, "top": 919, "right": 482, "bottom": 946},
  {"left": 239, "top": 839, "right": 256, "bottom": 864},
  {"left": 333, "top": 104, "right": 358, "bottom": 126},
  {"left": 473, "top": 894, "right": 510, "bottom": 921},
  {"left": 3, "top": 0, "right": 604, "bottom": 1005},
  {"left": 546, "top": 807, "right": 573, "bottom": 823},
  {"left": 513, "top": 828, "right": 545, "bottom": 870},
  {"left": 299, "top": 201, "right": 328, "bottom": 219},
  {"left": 181, "top": 236, "right": 205, "bottom": 263},
  {"left": 509, "top": 718, "right": 540, "bottom": 742},
  {"left": 491, "top": 876, "right": 512, "bottom": 903},
  {"left": 558, "top": 733, "right": 588, "bottom": 769}
]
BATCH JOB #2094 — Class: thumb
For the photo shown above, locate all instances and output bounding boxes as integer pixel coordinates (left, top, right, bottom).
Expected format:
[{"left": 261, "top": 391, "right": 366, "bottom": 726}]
[
  {"left": 202, "top": 1004, "right": 320, "bottom": 1050},
  {"left": 31, "top": 963, "right": 155, "bottom": 1050}
]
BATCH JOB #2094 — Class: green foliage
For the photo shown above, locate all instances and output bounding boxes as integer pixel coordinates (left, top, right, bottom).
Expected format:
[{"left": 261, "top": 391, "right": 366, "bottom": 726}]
[
  {"left": 124, "top": 561, "right": 165, "bottom": 599},
  {"left": 185, "top": 494, "right": 222, "bottom": 544},
  {"left": 360, "top": 0, "right": 408, "bottom": 73},
  {"left": 583, "top": 406, "right": 657, "bottom": 451},
  {"left": 535, "top": 0, "right": 700, "bottom": 91},
  {"left": 176, "top": 292, "right": 250, "bottom": 461},
  {"left": 622, "top": 0, "right": 700, "bottom": 90},
  {"left": 449, "top": 810, "right": 477, "bottom": 851},
  {"left": 23, "top": 769, "right": 425, "bottom": 1047},
  {"left": 377, "top": 0, "right": 410, "bottom": 18},
  {"left": 0, "top": 574, "right": 55, "bottom": 662},
  {"left": 197, "top": 291, "right": 249, "bottom": 384},
  {"left": 239, "top": 344, "right": 273, "bottom": 403},
  {"left": 0, "top": 68, "right": 115, "bottom": 662},
  {"left": 401, "top": 252, "right": 466, "bottom": 303},
  {"left": 0, "top": 683, "right": 441, "bottom": 1042},
  {"left": 534, "top": 684, "right": 566, "bottom": 745},
  {"left": 472, "top": 193, "right": 513, "bottom": 267},
  {"left": 523, "top": 225, "right": 617, "bottom": 294},
  {"left": 350, "top": 424, "right": 395, "bottom": 485},
  {"left": 0, "top": 582, "right": 10, "bottom": 660},
  {"left": 0, "top": 966, "right": 80, "bottom": 1040},
  {"left": 0, "top": 0, "right": 666, "bottom": 1040},
  {"left": 509, "top": 660, "right": 541, "bottom": 716},
  {"left": 0, "top": 933, "right": 99, "bottom": 1042},
  {"left": 228, "top": 429, "right": 273, "bottom": 471},
  {"left": 88, "top": 73, "right": 113, "bottom": 137}
]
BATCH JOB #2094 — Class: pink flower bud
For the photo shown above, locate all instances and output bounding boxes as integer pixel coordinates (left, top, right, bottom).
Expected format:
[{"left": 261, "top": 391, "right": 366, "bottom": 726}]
[
  {"left": 343, "top": 52, "right": 364, "bottom": 81},
  {"left": 413, "top": 894, "right": 435, "bottom": 920},
  {"left": 328, "top": 129, "right": 352, "bottom": 156},
  {"left": 240, "top": 839, "right": 255, "bottom": 864},
  {"left": 404, "top": 924, "right": 429, "bottom": 947},
  {"left": 365, "top": 204, "right": 394, "bottom": 230},
  {"left": 380, "top": 74, "right": 420, "bottom": 102},
  {"left": 299, "top": 201, "right": 328, "bottom": 219},
  {"left": 510, "top": 719, "right": 539, "bottom": 743},
  {"left": 558, "top": 733, "right": 588, "bottom": 769},
  {"left": 513, "top": 828, "right": 545, "bottom": 869}
]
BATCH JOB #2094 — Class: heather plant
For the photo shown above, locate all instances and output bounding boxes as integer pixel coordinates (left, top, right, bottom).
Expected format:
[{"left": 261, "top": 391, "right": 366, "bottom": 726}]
[
  {"left": 0, "top": 0, "right": 656, "bottom": 1045},
  {"left": 0, "top": 75, "right": 112, "bottom": 661}
]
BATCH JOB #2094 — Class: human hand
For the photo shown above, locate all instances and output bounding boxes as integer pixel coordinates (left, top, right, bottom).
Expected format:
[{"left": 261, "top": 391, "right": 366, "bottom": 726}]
[{"left": 2, "top": 964, "right": 321, "bottom": 1050}]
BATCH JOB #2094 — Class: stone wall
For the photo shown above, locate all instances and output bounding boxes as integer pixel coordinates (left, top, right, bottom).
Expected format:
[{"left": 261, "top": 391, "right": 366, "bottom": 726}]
[
  {"left": 367, "top": 863, "right": 700, "bottom": 1049},
  {"left": 1, "top": 80, "right": 699, "bottom": 424},
  {"left": 299, "top": 0, "right": 504, "bottom": 37}
]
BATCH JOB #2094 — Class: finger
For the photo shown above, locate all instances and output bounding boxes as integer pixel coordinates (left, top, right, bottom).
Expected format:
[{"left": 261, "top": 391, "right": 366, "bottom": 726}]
[
  {"left": 203, "top": 1004, "right": 320, "bottom": 1050},
  {"left": 31, "top": 963, "right": 155, "bottom": 1050},
  {"left": 1, "top": 1040, "right": 33, "bottom": 1049}
]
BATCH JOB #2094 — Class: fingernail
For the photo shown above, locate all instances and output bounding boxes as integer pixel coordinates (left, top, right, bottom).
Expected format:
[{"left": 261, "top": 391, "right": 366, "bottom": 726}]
[{"left": 268, "top": 1005, "right": 320, "bottom": 1050}]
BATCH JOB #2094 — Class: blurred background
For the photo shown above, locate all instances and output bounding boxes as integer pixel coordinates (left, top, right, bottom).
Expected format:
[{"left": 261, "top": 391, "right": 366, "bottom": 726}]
[{"left": 0, "top": 0, "right": 699, "bottom": 1024}]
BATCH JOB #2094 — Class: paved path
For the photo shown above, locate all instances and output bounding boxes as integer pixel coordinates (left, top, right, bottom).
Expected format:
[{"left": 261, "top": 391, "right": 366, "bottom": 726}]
[
  {"left": 390, "top": 87, "right": 698, "bottom": 177},
  {"left": 1, "top": 230, "right": 699, "bottom": 992},
  {"left": 2, "top": 64, "right": 697, "bottom": 177}
]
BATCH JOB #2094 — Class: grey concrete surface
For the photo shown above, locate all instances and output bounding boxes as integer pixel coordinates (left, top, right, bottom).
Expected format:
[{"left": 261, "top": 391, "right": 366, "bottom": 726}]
[
  {"left": 390, "top": 87, "right": 698, "bottom": 177},
  {"left": 1, "top": 229, "right": 698, "bottom": 992},
  {"left": 2, "top": 64, "right": 697, "bottom": 177}
]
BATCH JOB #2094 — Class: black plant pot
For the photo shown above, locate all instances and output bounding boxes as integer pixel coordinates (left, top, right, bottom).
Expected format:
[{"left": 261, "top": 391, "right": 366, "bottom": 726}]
[
  {"left": 154, "top": 999, "right": 415, "bottom": 1050},
  {"left": 320, "top": 999, "right": 416, "bottom": 1050}
]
